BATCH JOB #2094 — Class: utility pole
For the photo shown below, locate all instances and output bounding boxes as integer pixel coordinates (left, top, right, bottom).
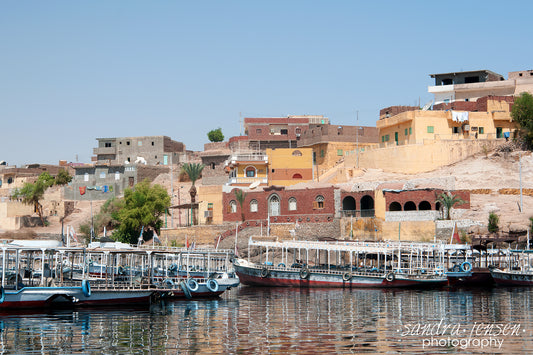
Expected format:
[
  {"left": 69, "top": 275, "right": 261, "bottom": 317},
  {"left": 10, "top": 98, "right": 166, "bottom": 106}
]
[
  {"left": 170, "top": 154, "right": 174, "bottom": 228},
  {"left": 356, "top": 110, "right": 359, "bottom": 169},
  {"left": 518, "top": 153, "right": 524, "bottom": 213}
]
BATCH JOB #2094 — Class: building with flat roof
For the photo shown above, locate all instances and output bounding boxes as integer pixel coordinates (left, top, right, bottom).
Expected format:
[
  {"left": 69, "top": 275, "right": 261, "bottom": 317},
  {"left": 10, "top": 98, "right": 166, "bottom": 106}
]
[{"left": 93, "top": 136, "right": 186, "bottom": 166}]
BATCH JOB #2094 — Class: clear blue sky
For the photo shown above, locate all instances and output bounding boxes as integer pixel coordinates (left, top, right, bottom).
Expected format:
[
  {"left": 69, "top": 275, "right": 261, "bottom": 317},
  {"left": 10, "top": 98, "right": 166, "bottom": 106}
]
[{"left": 1, "top": 1, "right": 531, "bottom": 166}]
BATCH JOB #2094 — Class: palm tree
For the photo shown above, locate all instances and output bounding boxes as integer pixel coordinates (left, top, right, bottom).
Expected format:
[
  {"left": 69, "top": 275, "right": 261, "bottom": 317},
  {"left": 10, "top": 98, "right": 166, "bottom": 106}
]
[
  {"left": 181, "top": 163, "right": 205, "bottom": 225},
  {"left": 435, "top": 192, "right": 465, "bottom": 220},
  {"left": 234, "top": 188, "right": 247, "bottom": 222}
]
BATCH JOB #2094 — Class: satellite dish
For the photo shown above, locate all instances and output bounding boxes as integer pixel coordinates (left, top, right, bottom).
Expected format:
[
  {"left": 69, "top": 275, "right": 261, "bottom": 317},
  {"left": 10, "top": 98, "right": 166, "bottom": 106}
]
[
  {"left": 421, "top": 100, "right": 434, "bottom": 111},
  {"left": 249, "top": 180, "right": 260, "bottom": 189}
]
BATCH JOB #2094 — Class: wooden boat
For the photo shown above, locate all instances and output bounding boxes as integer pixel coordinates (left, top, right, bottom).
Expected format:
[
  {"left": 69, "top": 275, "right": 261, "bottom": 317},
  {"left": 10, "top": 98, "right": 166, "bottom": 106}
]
[
  {"left": 490, "top": 249, "right": 533, "bottom": 286},
  {"left": 233, "top": 237, "right": 448, "bottom": 288}
]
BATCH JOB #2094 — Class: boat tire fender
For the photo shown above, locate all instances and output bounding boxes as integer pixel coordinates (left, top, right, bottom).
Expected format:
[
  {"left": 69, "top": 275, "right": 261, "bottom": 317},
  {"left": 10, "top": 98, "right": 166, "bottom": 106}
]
[
  {"left": 343, "top": 272, "right": 352, "bottom": 281},
  {"left": 82, "top": 280, "right": 91, "bottom": 297},
  {"left": 385, "top": 272, "right": 395, "bottom": 282},
  {"left": 0, "top": 286, "right": 4, "bottom": 304},
  {"left": 461, "top": 261, "right": 472, "bottom": 272},
  {"left": 261, "top": 267, "right": 270, "bottom": 278},
  {"left": 207, "top": 279, "right": 219, "bottom": 292},
  {"left": 187, "top": 278, "right": 199, "bottom": 292},
  {"left": 278, "top": 263, "right": 286, "bottom": 268},
  {"left": 180, "top": 281, "right": 192, "bottom": 299},
  {"left": 300, "top": 267, "right": 310, "bottom": 279}
]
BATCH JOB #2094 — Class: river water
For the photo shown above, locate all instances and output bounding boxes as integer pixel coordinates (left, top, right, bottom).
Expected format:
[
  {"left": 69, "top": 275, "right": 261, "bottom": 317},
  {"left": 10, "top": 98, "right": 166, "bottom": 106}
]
[{"left": 1, "top": 286, "right": 532, "bottom": 354}]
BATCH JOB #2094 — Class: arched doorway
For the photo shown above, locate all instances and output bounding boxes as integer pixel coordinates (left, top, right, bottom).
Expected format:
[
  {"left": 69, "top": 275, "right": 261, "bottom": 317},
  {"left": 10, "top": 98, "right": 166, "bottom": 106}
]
[
  {"left": 269, "top": 194, "right": 281, "bottom": 216},
  {"left": 419, "top": 201, "right": 431, "bottom": 210},
  {"left": 404, "top": 201, "right": 416, "bottom": 211},
  {"left": 360, "top": 195, "right": 374, "bottom": 217},
  {"left": 389, "top": 202, "right": 402, "bottom": 211},
  {"left": 342, "top": 196, "right": 356, "bottom": 215}
]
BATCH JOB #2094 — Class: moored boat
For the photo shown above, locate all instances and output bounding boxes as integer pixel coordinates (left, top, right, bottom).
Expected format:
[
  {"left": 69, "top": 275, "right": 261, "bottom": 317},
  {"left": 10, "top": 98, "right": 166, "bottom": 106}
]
[{"left": 234, "top": 237, "right": 448, "bottom": 288}]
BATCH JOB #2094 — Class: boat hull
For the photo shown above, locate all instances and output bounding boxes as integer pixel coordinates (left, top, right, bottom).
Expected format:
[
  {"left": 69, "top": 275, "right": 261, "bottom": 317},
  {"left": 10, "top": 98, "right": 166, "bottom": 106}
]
[
  {"left": 0, "top": 287, "right": 81, "bottom": 309},
  {"left": 491, "top": 269, "right": 533, "bottom": 286},
  {"left": 234, "top": 262, "right": 447, "bottom": 288}
]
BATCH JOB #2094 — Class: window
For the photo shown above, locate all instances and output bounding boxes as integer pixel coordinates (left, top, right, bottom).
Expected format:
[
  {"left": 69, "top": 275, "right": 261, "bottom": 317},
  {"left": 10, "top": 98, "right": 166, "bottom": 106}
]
[
  {"left": 245, "top": 167, "right": 256, "bottom": 177},
  {"left": 479, "top": 127, "right": 484, "bottom": 134},
  {"left": 288, "top": 197, "right": 297, "bottom": 211},
  {"left": 292, "top": 150, "right": 302, "bottom": 156},
  {"left": 211, "top": 162, "right": 216, "bottom": 169},
  {"left": 405, "top": 128, "right": 408, "bottom": 135},
  {"left": 385, "top": 135, "right": 390, "bottom": 142},
  {"left": 250, "top": 199, "right": 258, "bottom": 212},
  {"left": 229, "top": 200, "right": 237, "bottom": 213},
  {"left": 7, "top": 177, "right": 13, "bottom": 184},
  {"left": 115, "top": 172, "right": 120, "bottom": 180},
  {"left": 313, "top": 195, "right": 325, "bottom": 209},
  {"left": 280, "top": 129, "right": 288, "bottom": 135},
  {"left": 295, "top": 128, "right": 301, "bottom": 134},
  {"left": 84, "top": 173, "right": 89, "bottom": 182},
  {"left": 320, "top": 150, "right": 325, "bottom": 157},
  {"left": 452, "top": 127, "right": 460, "bottom": 134},
  {"left": 99, "top": 172, "right": 106, "bottom": 179},
  {"left": 382, "top": 136, "right": 385, "bottom": 142},
  {"left": 104, "top": 142, "right": 112, "bottom": 148},
  {"left": 427, "top": 126, "right": 434, "bottom": 133},
  {"left": 152, "top": 141, "right": 155, "bottom": 146},
  {"left": 256, "top": 129, "right": 262, "bottom": 134},
  {"left": 409, "top": 127, "right": 412, "bottom": 135},
  {"left": 126, "top": 141, "right": 130, "bottom": 146},
  {"left": 337, "top": 149, "right": 343, "bottom": 156},
  {"left": 138, "top": 141, "right": 142, "bottom": 146}
]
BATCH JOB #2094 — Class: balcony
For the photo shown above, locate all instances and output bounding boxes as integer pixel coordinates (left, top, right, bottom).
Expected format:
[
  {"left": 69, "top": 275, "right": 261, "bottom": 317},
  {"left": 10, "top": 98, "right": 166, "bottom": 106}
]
[
  {"left": 227, "top": 177, "right": 268, "bottom": 186},
  {"left": 226, "top": 154, "right": 268, "bottom": 166},
  {"left": 93, "top": 147, "right": 116, "bottom": 155}
]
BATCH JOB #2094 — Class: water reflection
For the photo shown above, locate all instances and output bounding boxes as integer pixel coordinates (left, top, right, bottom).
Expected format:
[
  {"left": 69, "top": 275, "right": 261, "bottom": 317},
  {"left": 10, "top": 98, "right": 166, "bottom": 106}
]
[{"left": 0, "top": 287, "right": 532, "bottom": 353}]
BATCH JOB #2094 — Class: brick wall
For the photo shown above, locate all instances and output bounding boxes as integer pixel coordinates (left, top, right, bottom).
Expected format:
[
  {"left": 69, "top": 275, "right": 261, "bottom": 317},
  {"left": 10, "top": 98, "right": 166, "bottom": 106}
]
[
  {"left": 382, "top": 189, "right": 470, "bottom": 211},
  {"left": 222, "top": 186, "right": 336, "bottom": 222},
  {"left": 379, "top": 106, "right": 419, "bottom": 119}
]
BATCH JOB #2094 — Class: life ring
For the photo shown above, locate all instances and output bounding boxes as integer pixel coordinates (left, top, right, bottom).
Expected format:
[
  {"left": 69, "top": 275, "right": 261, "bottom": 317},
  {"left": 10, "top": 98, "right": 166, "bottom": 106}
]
[
  {"left": 385, "top": 272, "right": 395, "bottom": 282},
  {"left": 460, "top": 261, "right": 472, "bottom": 272},
  {"left": 278, "top": 263, "right": 286, "bottom": 268},
  {"left": 165, "top": 279, "right": 175, "bottom": 288},
  {"left": 299, "top": 267, "right": 310, "bottom": 279},
  {"left": 82, "top": 280, "right": 91, "bottom": 297},
  {"left": 261, "top": 267, "right": 270, "bottom": 278},
  {"left": 0, "top": 286, "right": 4, "bottom": 304},
  {"left": 342, "top": 272, "right": 352, "bottom": 281},
  {"left": 207, "top": 279, "right": 219, "bottom": 292},
  {"left": 187, "top": 278, "right": 199, "bottom": 292},
  {"left": 180, "top": 280, "right": 192, "bottom": 299},
  {"left": 118, "top": 266, "right": 125, "bottom": 275}
]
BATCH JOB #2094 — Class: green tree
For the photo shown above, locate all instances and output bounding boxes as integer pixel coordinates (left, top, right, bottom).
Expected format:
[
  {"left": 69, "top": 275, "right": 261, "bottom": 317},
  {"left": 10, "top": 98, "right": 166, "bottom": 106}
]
[
  {"left": 511, "top": 92, "right": 533, "bottom": 147},
  {"left": 55, "top": 168, "right": 72, "bottom": 186},
  {"left": 435, "top": 192, "right": 465, "bottom": 220},
  {"left": 181, "top": 163, "right": 205, "bottom": 225},
  {"left": 79, "top": 197, "right": 122, "bottom": 243},
  {"left": 488, "top": 212, "right": 499, "bottom": 233},
  {"left": 112, "top": 179, "right": 170, "bottom": 244},
  {"left": 12, "top": 172, "right": 55, "bottom": 226},
  {"left": 207, "top": 128, "right": 224, "bottom": 142},
  {"left": 234, "top": 188, "right": 247, "bottom": 222}
]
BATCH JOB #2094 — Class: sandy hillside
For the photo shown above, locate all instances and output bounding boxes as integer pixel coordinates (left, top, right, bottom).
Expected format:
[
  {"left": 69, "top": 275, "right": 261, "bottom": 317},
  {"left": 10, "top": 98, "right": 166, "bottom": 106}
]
[{"left": 15, "top": 149, "right": 533, "bottom": 237}]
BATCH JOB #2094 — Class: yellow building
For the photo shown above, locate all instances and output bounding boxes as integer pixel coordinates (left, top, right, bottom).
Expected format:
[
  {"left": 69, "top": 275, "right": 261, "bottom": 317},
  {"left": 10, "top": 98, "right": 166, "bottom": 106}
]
[
  {"left": 224, "top": 152, "right": 268, "bottom": 187},
  {"left": 266, "top": 148, "right": 313, "bottom": 186},
  {"left": 376, "top": 97, "right": 517, "bottom": 147},
  {"left": 197, "top": 185, "right": 224, "bottom": 224}
]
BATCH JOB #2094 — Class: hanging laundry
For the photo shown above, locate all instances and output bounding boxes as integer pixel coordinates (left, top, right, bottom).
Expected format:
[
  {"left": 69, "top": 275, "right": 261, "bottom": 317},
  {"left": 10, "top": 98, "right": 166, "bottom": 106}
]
[
  {"left": 79, "top": 186, "right": 86, "bottom": 195},
  {"left": 102, "top": 185, "right": 109, "bottom": 193},
  {"left": 452, "top": 111, "right": 469, "bottom": 123}
]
